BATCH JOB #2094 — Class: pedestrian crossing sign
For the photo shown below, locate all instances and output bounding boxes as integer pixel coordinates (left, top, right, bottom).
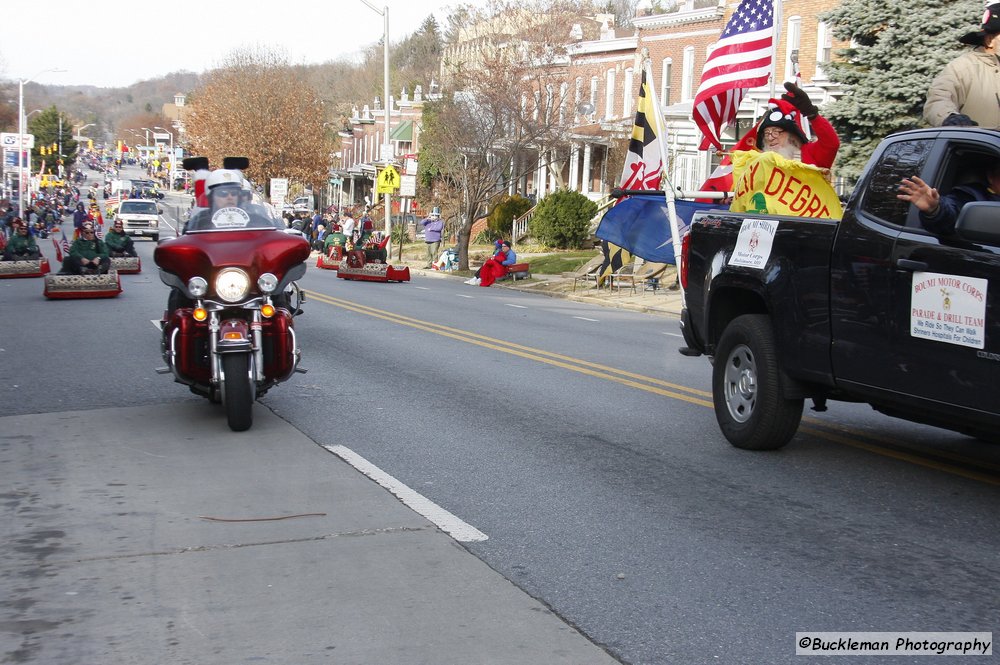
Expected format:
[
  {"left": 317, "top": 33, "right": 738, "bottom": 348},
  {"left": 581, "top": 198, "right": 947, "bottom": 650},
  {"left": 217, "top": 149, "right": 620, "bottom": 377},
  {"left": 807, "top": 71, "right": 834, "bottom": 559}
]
[{"left": 377, "top": 165, "right": 400, "bottom": 194}]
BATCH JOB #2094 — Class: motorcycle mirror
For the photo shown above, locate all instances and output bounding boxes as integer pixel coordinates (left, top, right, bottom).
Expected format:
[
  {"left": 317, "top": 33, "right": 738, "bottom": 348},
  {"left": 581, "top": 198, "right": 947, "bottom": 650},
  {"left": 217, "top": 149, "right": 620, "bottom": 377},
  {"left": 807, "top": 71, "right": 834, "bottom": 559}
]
[
  {"left": 183, "top": 156, "right": 210, "bottom": 171},
  {"left": 223, "top": 157, "right": 250, "bottom": 170}
]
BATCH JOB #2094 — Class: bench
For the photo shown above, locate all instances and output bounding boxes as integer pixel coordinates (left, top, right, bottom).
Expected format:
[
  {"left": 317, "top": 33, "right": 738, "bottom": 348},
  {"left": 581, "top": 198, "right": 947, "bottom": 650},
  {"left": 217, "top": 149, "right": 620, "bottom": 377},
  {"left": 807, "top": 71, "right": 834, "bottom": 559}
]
[{"left": 499, "top": 263, "right": 531, "bottom": 281}]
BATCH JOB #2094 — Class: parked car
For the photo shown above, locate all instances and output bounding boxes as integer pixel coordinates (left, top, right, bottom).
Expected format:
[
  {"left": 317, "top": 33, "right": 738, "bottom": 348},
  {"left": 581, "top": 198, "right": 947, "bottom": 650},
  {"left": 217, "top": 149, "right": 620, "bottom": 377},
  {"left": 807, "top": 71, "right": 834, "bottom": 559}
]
[{"left": 282, "top": 195, "right": 313, "bottom": 214}]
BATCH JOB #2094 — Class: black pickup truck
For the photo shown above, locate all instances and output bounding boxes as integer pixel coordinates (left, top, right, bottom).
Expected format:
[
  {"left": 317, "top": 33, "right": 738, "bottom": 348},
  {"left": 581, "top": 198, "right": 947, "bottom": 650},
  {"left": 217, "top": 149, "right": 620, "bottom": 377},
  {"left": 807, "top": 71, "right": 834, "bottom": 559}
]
[{"left": 679, "top": 128, "right": 1000, "bottom": 450}]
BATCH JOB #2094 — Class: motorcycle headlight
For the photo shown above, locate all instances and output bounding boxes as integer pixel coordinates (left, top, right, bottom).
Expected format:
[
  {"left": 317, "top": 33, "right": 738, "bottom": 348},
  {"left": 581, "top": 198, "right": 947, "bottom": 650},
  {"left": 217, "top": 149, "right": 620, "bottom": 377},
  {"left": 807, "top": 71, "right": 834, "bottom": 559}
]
[
  {"left": 215, "top": 268, "right": 251, "bottom": 302},
  {"left": 187, "top": 276, "right": 208, "bottom": 298},
  {"left": 257, "top": 272, "right": 278, "bottom": 294}
]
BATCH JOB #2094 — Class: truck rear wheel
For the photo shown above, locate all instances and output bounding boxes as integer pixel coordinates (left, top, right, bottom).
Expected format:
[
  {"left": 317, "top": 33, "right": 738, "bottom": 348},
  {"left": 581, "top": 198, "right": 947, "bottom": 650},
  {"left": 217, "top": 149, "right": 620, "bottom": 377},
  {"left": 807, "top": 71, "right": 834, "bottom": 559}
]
[{"left": 713, "top": 314, "right": 803, "bottom": 450}]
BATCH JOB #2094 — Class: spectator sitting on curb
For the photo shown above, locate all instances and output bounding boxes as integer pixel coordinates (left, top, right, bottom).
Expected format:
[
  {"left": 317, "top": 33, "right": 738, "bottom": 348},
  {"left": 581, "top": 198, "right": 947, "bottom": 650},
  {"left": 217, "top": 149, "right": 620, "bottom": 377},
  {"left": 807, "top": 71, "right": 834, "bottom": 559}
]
[{"left": 466, "top": 240, "right": 516, "bottom": 287}]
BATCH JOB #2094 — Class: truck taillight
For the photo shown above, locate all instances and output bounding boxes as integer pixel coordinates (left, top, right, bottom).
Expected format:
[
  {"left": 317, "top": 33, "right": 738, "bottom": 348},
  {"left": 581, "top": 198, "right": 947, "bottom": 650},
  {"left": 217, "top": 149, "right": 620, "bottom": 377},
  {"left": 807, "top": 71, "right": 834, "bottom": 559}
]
[{"left": 680, "top": 230, "right": 691, "bottom": 290}]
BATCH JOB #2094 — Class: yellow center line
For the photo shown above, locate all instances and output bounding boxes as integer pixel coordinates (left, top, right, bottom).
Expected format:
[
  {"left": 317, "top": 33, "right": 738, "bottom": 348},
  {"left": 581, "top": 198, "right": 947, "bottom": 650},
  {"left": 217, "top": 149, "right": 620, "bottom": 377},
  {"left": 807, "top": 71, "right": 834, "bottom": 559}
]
[
  {"left": 305, "top": 289, "right": 712, "bottom": 403},
  {"left": 304, "top": 289, "right": 1000, "bottom": 485}
]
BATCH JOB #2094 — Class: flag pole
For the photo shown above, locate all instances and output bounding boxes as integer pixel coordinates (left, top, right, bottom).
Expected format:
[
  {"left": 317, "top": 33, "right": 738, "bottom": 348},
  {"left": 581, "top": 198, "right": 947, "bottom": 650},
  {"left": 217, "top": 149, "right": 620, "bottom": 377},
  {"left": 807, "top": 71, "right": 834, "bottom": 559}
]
[
  {"left": 642, "top": 58, "right": 686, "bottom": 306},
  {"left": 769, "top": 0, "right": 783, "bottom": 100}
]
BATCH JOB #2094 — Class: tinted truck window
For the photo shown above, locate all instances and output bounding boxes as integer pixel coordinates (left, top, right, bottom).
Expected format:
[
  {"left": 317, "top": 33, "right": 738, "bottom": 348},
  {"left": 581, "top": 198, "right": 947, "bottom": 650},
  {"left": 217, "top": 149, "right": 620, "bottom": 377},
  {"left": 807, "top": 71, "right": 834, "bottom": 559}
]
[{"left": 860, "top": 139, "right": 933, "bottom": 227}]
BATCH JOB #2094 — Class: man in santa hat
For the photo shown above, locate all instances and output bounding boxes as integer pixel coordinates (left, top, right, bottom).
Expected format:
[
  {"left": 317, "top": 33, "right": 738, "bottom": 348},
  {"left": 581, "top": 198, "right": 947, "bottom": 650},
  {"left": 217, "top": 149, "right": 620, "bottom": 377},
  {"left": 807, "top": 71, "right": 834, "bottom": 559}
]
[{"left": 696, "top": 82, "right": 840, "bottom": 200}]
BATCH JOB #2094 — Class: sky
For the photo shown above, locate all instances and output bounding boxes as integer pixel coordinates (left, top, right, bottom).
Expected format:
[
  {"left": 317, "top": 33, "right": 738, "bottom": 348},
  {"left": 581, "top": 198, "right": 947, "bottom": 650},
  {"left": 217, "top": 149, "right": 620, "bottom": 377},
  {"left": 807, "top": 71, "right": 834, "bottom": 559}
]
[{"left": 2, "top": 0, "right": 457, "bottom": 88}]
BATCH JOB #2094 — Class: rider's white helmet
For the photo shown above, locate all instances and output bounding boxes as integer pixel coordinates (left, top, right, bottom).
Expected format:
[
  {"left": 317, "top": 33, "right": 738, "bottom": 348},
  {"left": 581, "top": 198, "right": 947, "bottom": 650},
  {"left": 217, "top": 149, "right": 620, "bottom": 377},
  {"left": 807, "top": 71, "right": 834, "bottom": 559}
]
[{"left": 205, "top": 169, "right": 243, "bottom": 190}]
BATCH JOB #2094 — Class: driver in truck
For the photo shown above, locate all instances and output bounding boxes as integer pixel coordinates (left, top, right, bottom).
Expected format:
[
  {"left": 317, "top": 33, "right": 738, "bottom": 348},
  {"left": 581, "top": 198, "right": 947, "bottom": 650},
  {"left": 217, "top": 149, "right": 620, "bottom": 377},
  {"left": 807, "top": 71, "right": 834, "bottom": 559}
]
[{"left": 896, "top": 162, "right": 1000, "bottom": 234}]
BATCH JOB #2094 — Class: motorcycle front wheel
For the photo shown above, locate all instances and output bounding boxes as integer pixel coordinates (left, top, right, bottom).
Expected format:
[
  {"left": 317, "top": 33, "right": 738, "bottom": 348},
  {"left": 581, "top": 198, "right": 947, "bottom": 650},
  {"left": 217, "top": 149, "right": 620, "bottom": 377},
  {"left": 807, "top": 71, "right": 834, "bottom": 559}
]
[{"left": 221, "top": 353, "right": 254, "bottom": 432}]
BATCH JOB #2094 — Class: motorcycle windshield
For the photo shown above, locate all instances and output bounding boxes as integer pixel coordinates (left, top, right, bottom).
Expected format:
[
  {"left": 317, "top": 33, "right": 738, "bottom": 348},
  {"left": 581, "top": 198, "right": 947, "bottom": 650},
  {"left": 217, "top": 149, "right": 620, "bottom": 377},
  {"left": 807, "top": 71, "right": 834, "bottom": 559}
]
[{"left": 185, "top": 204, "right": 285, "bottom": 233}]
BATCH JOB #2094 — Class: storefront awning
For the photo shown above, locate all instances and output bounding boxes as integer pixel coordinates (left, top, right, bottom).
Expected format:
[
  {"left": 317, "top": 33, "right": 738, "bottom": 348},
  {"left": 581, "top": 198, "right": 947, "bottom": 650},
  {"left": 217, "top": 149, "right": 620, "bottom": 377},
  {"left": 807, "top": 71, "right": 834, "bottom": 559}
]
[{"left": 389, "top": 121, "right": 413, "bottom": 142}]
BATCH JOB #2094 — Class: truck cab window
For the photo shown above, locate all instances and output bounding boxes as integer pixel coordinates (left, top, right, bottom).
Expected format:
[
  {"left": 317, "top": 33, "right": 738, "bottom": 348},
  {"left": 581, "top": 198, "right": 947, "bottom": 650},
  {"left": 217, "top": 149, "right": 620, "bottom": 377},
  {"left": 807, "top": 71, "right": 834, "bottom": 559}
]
[{"left": 860, "top": 139, "right": 933, "bottom": 227}]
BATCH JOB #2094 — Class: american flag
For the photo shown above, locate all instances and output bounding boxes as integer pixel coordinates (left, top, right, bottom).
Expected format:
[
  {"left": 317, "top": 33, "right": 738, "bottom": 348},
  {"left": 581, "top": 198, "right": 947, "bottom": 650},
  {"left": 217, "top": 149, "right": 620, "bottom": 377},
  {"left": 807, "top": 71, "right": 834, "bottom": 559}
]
[
  {"left": 59, "top": 230, "right": 71, "bottom": 261},
  {"left": 692, "top": 0, "right": 776, "bottom": 151},
  {"left": 106, "top": 195, "right": 119, "bottom": 207}
]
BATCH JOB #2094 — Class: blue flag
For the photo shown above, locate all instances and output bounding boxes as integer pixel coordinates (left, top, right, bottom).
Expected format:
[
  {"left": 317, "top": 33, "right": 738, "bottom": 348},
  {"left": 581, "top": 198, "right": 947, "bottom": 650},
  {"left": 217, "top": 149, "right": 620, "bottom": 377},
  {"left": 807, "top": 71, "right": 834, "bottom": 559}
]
[{"left": 595, "top": 195, "right": 723, "bottom": 264}]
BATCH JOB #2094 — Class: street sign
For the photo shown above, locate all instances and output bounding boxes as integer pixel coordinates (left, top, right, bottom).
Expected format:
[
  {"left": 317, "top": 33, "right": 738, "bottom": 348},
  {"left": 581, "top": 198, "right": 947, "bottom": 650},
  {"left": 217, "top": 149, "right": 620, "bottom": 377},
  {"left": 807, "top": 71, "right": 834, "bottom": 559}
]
[
  {"left": 399, "top": 174, "right": 416, "bottom": 197},
  {"left": 270, "top": 177, "right": 288, "bottom": 208},
  {"left": 1, "top": 133, "right": 34, "bottom": 149},
  {"left": 328, "top": 177, "right": 343, "bottom": 186},
  {"left": 377, "top": 165, "right": 400, "bottom": 194}
]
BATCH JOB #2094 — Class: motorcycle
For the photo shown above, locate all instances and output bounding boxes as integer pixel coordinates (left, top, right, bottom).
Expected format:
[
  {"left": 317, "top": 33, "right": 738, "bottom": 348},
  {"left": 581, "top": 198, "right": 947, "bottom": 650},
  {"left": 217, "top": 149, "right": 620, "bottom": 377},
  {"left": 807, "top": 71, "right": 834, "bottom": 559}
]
[{"left": 154, "top": 186, "right": 311, "bottom": 431}]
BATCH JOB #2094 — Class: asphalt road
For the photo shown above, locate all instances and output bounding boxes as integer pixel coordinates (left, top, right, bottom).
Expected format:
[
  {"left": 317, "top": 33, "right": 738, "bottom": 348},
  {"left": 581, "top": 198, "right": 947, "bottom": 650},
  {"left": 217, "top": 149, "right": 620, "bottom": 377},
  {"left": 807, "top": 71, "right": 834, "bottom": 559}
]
[{"left": 1, "top": 170, "right": 998, "bottom": 664}]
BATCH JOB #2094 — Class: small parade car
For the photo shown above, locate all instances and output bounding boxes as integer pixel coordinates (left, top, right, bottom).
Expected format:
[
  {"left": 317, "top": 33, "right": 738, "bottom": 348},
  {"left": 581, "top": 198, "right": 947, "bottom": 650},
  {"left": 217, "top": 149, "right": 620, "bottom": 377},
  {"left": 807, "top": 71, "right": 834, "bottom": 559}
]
[
  {"left": 0, "top": 258, "right": 51, "bottom": 279},
  {"left": 43, "top": 270, "right": 122, "bottom": 299}
]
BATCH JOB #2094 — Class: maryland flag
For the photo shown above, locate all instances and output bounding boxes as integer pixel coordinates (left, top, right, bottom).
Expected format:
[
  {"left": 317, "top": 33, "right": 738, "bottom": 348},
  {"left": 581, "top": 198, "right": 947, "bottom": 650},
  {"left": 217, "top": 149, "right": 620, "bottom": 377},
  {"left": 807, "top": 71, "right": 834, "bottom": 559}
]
[
  {"left": 619, "top": 69, "right": 663, "bottom": 191},
  {"left": 597, "top": 240, "right": 631, "bottom": 287},
  {"left": 729, "top": 151, "right": 843, "bottom": 220},
  {"left": 597, "top": 66, "right": 663, "bottom": 271}
]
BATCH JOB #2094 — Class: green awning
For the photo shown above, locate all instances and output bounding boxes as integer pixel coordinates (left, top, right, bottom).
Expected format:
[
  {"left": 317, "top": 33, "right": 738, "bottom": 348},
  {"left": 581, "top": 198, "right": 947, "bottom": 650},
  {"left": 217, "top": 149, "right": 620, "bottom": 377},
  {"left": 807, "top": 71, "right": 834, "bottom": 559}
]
[{"left": 389, "top": 121, "right": 413, "bottom": 142}]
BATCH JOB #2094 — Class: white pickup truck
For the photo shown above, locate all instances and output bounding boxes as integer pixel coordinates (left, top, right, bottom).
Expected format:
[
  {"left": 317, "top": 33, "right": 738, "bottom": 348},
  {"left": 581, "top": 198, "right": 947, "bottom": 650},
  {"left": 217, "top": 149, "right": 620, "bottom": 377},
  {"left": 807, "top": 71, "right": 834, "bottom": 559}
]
[{"left": 116, "top": 199, "right": 162, "bottom": 241}]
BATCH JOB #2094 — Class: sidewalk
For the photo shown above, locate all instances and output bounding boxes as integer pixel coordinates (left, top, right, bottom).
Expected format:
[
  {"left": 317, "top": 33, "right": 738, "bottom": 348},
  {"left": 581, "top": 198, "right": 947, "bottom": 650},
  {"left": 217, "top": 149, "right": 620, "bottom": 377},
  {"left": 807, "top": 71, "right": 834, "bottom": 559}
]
[
  {"left": 0, "top": 403, "right": 623, "bottom": 664},
  {"left": 410, "top": 264, "right": 684, "bottom": 317}
]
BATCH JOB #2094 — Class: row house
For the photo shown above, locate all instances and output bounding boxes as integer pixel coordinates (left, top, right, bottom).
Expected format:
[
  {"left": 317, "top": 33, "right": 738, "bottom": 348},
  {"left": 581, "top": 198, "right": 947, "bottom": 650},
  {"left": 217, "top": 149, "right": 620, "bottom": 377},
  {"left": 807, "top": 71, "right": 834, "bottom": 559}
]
[{"left": 332, "top": 83, "right": 440, "bottom": 213}]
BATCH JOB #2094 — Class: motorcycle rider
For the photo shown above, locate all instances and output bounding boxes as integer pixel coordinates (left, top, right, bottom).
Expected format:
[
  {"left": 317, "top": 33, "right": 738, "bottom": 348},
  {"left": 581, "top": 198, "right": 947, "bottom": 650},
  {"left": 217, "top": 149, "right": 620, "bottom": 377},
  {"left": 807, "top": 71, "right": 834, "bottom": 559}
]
[{"left": 185, "top": 169, "right": 247, "bottom": 232}]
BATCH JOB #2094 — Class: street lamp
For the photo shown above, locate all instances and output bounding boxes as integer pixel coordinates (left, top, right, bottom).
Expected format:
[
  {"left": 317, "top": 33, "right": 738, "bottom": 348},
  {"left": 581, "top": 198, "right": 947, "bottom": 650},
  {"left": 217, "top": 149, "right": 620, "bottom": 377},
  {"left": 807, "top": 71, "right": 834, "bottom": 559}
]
[
  {"left": 75, "top": 123, "right": 95, "bottom": 140},
  {"left": 18, "top": 68, "right": 65, "bottom": 219},
  {"left": 25, "top": 109, "right": 43, "bottom": 121},
  {"left": 154, "top": 126, "right": 175, "bottom": 190},
  {"left": 361, "top": 0, "right": 392, "bottom": 252}
]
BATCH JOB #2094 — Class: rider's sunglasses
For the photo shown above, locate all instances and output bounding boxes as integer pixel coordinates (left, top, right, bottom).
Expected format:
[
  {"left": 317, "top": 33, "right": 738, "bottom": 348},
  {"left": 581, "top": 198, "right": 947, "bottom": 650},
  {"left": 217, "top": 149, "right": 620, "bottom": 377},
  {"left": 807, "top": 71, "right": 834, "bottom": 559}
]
[{"left": 215, "top": 189, "right": 239, "bottom": 198}]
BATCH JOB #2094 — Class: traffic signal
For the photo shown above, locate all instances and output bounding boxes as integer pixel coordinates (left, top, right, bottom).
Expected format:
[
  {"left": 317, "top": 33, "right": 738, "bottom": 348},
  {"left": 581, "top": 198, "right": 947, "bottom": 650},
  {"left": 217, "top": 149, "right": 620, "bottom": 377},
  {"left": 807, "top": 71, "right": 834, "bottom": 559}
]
[
  {"left": 51, "top": 142, "right": 57, "bottom": 152},
  {"left": 88, "top": 139, "right": 93, "bottom": 150},
  {"left": 40, "top": 146, "right": 47, "bottom": 156}
]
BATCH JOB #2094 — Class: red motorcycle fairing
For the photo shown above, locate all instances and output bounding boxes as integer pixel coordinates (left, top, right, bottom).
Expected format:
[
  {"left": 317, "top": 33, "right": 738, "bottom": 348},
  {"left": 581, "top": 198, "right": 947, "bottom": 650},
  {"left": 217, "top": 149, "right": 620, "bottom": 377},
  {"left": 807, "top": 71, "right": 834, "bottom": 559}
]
[
  {"left": 165, "top": 308, "right": 297, "bottom": 387},
  {"left": 261, "top": 309, "right": 296, "bottom": 381},
  {"left": 154, "top": 230, "right": 311, "bottom": 284},
  {"left": 167, "top": 309, "right": 211, "bottom": 383}
]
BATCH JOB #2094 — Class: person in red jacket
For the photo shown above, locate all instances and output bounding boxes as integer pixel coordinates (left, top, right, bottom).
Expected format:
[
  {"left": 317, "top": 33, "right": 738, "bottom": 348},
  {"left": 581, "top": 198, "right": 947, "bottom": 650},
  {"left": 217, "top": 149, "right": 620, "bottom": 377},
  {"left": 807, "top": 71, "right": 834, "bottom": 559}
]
[
  {"left": 766, "top": 81, "right": 839, "bottom": 169},
  {"left": 695, "top": 81, "right": 840, "bottom": 199}
]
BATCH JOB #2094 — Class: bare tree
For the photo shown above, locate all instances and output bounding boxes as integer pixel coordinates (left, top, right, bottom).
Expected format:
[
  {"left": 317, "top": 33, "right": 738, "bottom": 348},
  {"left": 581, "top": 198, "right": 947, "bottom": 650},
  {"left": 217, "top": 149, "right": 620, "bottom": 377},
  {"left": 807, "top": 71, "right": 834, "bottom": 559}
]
[
  {"left": 185, "top": 47, "right": 332, "bottom": 193},
  {"left": 419, "top": 0, "right": 585, "bottom": 270}
]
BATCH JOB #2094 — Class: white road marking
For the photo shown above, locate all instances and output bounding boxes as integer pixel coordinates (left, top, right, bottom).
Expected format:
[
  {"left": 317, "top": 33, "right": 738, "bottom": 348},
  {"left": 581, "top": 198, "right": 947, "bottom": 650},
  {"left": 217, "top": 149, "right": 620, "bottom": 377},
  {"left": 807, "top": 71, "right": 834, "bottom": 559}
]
[
  {"left": 456, "top": 294, "right": 474, "bottom": 299},
  {"left": 414, "top": 286, "right": 431, "bottom": 290},
  {"left": 663, "top": 332, "right": 683, "bottom": 337},
  {"left": 150, "top": 319, "right": 163, "bottom": 330},
  {"left": 504, "top": 303, "right": 527, "bottom": 309},
  {"left": 573, "top": 316, "right": 599, "bottom": 322},
  {"left": 323, "top": 445, "right": 488, "bottom": 542}
]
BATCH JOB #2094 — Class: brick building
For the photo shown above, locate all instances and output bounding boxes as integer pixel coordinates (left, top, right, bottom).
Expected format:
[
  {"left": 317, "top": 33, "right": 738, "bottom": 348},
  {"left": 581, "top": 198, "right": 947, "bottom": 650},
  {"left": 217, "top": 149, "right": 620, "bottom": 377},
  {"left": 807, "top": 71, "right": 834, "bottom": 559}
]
[{"left": 336, "top": 0, "right": 846, "bottom": 214}]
